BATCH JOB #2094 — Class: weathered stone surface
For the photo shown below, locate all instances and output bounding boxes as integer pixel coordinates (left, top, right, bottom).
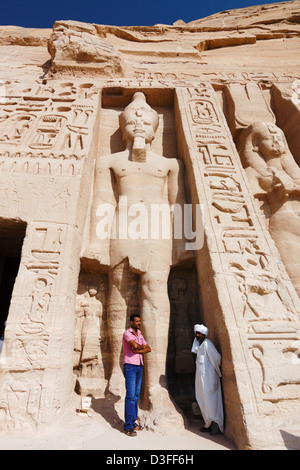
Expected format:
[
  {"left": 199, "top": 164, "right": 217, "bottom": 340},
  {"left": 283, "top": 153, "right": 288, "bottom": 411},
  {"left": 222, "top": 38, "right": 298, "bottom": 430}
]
[
  {"left": 0, "top": 0, "right": 300, "bottom": 450},
  {"left": 48, "top": 20, "right": 126, "bottom": 76}
]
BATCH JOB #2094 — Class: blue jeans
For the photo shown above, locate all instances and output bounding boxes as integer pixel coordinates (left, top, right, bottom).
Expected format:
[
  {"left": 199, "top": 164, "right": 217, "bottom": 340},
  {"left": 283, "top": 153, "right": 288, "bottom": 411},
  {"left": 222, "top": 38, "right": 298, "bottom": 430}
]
[{"left": 123, "top": 363, "right": 143, "bottom": 430}]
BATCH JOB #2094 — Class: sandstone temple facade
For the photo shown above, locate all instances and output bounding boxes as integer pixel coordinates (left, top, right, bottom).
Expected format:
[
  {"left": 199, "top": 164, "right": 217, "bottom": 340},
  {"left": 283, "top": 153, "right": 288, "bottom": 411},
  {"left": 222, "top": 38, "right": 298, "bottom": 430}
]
[{"left": 0, "top": 1, "right": 300, "bottom": 450}]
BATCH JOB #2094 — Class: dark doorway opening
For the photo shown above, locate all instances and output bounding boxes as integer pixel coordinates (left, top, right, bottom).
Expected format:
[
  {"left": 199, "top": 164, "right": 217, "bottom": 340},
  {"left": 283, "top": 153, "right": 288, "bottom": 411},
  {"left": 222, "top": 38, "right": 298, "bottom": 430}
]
[
  {"left": 167, "top": 264, "right": 203, "bottom": 420},
  {"left": 0, "top": 219, "right": 26, "bottom": 338}
]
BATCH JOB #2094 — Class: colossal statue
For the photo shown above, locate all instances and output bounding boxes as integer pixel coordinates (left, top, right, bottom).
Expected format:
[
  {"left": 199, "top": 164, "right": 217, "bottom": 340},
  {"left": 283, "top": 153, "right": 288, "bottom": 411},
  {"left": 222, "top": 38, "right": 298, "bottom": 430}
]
[
  {"left": 237, "top": 121, "right": 300, "bottom": 296},
  {"left": 86, "top": 92, "right": 189, "bottom": 427}
]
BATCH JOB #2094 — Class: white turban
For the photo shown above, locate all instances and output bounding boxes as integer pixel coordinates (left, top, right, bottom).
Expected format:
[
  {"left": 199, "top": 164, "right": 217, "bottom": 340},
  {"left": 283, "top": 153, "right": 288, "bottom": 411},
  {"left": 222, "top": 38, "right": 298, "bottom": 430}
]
[
  {"left": 194, "top": 324, "right": 209, "bottom": 336},
  {"left": 191, "top": 324, "right": 209, "bottom": 353}
]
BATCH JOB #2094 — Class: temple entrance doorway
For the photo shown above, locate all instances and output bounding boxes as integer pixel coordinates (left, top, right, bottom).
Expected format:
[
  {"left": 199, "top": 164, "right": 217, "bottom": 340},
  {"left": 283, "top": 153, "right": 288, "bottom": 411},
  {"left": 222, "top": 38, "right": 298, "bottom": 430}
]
[
  {"left": 0, "top": 220, "right": 26, "bottom": 339},
  {"left": 167, "top": 264, "right": 203, "bottom": 419}
]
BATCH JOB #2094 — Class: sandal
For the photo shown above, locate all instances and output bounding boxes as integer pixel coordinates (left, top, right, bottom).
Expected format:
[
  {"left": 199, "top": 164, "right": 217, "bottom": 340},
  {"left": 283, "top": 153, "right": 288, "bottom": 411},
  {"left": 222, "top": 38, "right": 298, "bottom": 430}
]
[
  {"left": 134, "top": 423, "right": 143, "bottom": 431},
  {"left": 123, "top": 428, "right": 137, "bottom": 437},
  {"left": 200, "top": 426, "right": 211, "bottom": 433}
]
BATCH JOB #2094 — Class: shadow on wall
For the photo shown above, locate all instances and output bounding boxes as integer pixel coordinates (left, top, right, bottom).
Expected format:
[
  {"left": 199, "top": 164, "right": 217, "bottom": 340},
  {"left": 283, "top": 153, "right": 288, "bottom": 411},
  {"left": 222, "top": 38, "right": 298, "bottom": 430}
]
[{"left": 280, "top": 430, "right": 300, "bottom": 450}]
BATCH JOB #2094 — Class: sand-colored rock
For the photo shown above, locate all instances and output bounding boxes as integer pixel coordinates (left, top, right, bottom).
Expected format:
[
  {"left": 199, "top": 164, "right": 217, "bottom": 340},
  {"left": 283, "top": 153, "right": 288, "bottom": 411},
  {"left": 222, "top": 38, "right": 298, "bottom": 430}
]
[
  {"left": 0, "top": 1, "right": 300, "bottom": 451},
  {"left": 48, "top": 21, "right": 126, "bottom": 76}
]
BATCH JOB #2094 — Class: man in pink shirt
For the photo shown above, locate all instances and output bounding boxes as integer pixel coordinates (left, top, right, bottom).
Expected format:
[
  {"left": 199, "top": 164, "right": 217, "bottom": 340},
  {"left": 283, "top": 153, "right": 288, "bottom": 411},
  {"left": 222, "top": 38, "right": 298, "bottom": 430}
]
[{"left": 122, "top": 314, "right": 151, "bottom": 436}]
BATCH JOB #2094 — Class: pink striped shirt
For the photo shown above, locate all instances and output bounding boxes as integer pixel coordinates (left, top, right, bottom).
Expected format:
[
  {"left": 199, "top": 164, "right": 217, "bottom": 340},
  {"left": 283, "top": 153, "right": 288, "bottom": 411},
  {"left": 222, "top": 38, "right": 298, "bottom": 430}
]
[{"left": 123, "top": 328, "right": 147, "bottom": 365}]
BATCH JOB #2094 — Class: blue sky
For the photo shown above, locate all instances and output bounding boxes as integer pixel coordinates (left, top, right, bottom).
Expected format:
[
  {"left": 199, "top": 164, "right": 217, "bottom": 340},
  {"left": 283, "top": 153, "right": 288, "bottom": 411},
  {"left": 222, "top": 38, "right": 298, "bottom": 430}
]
[{"left": 1, "top": 0, "right": 286, "bottom": 28}]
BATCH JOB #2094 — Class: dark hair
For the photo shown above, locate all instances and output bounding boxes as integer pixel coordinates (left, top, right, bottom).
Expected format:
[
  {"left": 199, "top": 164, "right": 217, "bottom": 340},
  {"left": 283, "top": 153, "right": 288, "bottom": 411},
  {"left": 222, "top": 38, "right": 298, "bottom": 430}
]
[{"left": 130, "top": 314, "right": 140, "bottom": 322}]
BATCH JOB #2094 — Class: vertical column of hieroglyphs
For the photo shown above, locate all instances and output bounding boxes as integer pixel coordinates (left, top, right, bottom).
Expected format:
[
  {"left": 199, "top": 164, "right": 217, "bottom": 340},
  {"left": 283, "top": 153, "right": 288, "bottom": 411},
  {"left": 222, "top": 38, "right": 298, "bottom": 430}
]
[
  {"left": 0, "top": 79, "right": 100, "bottom": 429},
  {"left": 1, "top": 223, "right": 79, "bottom": 428},
  {"left": 175, "top": 84, "right": 300, "bottom": 446}
]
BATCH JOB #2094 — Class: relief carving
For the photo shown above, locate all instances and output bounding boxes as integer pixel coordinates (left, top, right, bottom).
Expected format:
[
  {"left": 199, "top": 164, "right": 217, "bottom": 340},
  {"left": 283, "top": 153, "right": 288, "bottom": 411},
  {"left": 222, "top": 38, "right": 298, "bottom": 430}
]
[
  {"left": 48, "top": 20, "right": 126, "bottom": 77},
  {"left": 75, "top": 285, "right": 103, "bottom": 375},
  {"left": 0, "top": 223, "right": 80, "bottom": 428},
  {"left": 28, "top": 115, "right": 67, "bottom": 149},
  {"left": 1, "top": 2, "right": 300, "bottom": 450},
  {"left": 237, "top": 121, "right": 300, "bottom": 296},
  {"left": 190, "top": 100, "right": 219, "bottom": 125},
  {"left": 84, "top": 92, "right": 191, "bottom": 429},
  {"left": 21, "top": 277, "right": 52, "bottom": 335},
  {"left": 176, "top": 85, "right": 300, "bottom": 434},
  {"left": 0, "top": 113, "right": 35, "bottom": 146},
  {"left": 0, "top": 80, "right": 99, "bottom": 166}
]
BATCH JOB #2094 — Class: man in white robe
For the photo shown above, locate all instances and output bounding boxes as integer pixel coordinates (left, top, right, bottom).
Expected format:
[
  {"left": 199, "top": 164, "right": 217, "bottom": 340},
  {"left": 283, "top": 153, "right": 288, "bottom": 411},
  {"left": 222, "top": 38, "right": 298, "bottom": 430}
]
[{"left": 191, "top": 324, "right": 224, "bottom": 434}]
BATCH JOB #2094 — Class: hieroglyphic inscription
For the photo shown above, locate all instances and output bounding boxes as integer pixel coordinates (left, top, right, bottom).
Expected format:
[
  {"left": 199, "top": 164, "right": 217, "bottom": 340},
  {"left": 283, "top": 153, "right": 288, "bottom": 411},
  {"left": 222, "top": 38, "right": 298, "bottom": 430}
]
[
  {"left": 183, "top": 85, "right": 264, "bottom": 262},
  {"left": 0, "top": 80, "right": 99, "bottom": 175},
  {"left": 176, "top": 84, "right": 300, "bottom": 405},
  {"left": 1, "top": 223, "right": 73, "bottom": 426},
  {"left": 7, "top": 224, "right": 63, "bottom": 364},
  {"left": 132, "top": 70, "right": 300, "bottom": 86}
]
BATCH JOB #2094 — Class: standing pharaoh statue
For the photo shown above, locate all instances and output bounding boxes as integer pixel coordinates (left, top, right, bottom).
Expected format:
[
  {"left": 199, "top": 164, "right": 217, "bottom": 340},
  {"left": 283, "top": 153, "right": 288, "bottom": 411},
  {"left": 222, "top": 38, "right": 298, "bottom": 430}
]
[
  {"left": 237, "top": 122, "right": 300, "bottom": 296},
  {"left": 86, "top": 92, "right": 188, "bottom": 428}
]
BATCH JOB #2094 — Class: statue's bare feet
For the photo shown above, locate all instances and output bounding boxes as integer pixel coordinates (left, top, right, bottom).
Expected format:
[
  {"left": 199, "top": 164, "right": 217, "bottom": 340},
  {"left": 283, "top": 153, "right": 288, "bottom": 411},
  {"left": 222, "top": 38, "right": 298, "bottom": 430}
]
[{"left": 140, "top": 385, "right": 184, "bottom": 432}]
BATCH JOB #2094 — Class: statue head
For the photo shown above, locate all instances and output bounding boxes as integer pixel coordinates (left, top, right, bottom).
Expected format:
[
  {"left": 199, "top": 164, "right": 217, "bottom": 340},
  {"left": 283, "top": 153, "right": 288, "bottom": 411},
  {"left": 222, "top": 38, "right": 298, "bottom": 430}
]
[
  {"left": 237, "top": 122, "right": 287, "bottom": 168},
  {"left": 119, "top": 92, "right": 159, "bottom": 145},
  {"left": 87, "top": 284, "right": 98, "bottom": 297},
  {"left": 251, "top": 122, "right": 286, "bottom": 159}
]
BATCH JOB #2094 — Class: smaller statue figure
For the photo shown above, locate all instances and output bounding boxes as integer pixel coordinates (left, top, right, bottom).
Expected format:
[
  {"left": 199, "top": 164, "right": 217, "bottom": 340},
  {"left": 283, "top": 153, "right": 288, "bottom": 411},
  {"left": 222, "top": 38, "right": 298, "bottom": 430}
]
[{"left": 75, "top": 285, "right": 103, "bottom": 378}]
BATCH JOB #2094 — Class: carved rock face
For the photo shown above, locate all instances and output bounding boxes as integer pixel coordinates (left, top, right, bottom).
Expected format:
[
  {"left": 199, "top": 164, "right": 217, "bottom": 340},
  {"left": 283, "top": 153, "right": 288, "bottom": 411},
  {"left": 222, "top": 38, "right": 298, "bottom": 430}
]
[
  {"left": 0, "top": 1, "right": 300, "bottom": 451},
  {"left": 255, "top": 123, "right": 287, "bottom": 159},
  {"left": 48, "top": 20, "right": 125, "bottom": 76}
]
